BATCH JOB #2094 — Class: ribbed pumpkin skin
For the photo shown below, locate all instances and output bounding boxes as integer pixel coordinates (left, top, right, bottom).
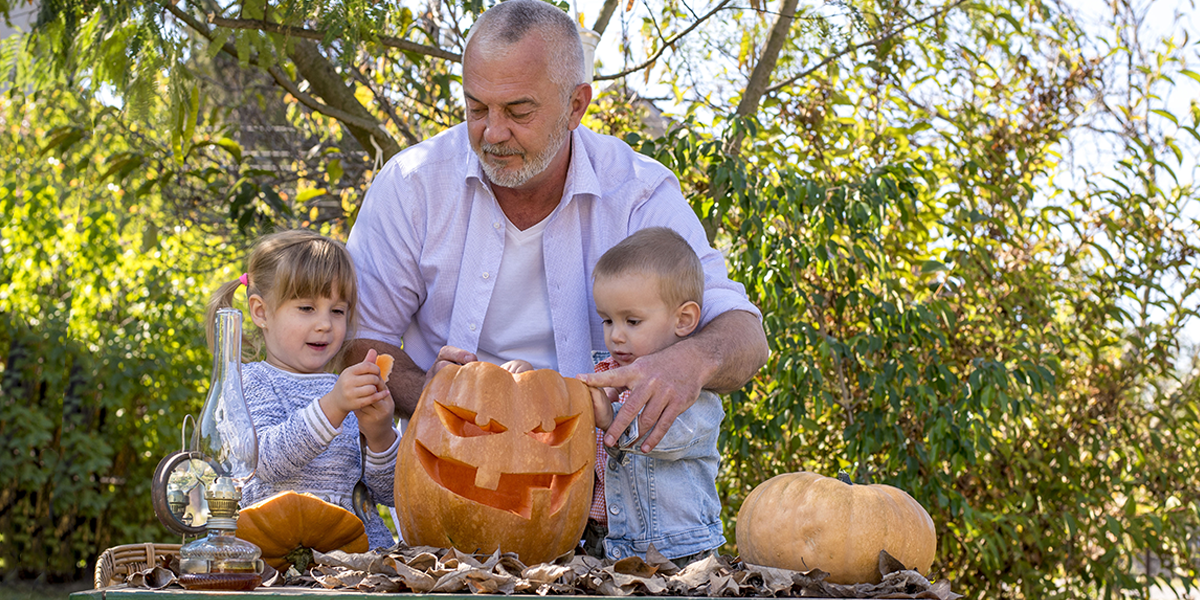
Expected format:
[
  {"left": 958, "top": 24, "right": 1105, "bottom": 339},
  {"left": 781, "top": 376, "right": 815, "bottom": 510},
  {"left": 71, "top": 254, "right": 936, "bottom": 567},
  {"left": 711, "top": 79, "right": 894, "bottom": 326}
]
[
  {"left": 736, "top": 471, "right": 936, "bottom": 584},
  {"left": 395, "top": 362, "right": 596, "bottom": 564},
  {"left": 236, "top": 491, "right": 369, "bottom": 568}
]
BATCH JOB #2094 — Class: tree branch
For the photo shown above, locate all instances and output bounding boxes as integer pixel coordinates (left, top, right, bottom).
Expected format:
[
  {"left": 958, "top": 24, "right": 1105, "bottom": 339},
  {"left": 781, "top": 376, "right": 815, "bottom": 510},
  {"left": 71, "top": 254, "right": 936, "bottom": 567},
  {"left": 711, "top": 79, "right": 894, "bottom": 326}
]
[
  {"left": 765, "top": 0, "right": 968, "bottom": 94},
  {"left": 736, "top": 0, "right": 800, "bottom": 118},
  {"left": 161, "top": 2, "right": 400, "bottom": 161},
  {"left": 594, "top": 0, "right": 734, "bottom": 81},
  {"left": 289, "top": 39, "right": 401, "bottom": 162},
  {"left": 208, "top": 16, "right": 462, "bottom": 62},
  {"left": 349, "top": 65, "right": 420, "bottom": 147},
  {"left": 591, "top": 0, "right": 621, "bottom": 36}
]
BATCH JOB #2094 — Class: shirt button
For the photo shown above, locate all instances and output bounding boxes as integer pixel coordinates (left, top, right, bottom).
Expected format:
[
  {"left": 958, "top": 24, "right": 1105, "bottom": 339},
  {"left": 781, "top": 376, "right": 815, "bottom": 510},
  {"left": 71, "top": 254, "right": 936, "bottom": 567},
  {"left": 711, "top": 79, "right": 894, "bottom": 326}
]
[
  {"left": 609, "top": 505, "right": 620, "bottom": 515},
  {"left": 469, "top": 323, "right": 477, "bottom": 331},
  {"left": 482, "top": 272, "right": 490, "bottom": 279},
  {"left": 493, "top": 222, "right": 501, "bottom": 229}
]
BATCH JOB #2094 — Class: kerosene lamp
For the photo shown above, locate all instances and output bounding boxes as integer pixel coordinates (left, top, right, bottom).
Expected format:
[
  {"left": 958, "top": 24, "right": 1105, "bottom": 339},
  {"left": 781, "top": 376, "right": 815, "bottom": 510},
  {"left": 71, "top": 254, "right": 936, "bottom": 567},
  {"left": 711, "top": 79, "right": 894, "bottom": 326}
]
[{"left": 151, "top": 308, "right": 262, "bottom": 590}]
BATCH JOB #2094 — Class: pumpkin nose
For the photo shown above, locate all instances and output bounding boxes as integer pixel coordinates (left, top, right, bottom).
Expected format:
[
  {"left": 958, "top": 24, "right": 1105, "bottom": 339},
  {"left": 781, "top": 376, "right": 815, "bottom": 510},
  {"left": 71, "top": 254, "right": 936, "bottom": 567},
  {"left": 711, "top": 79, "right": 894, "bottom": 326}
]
[{"left": 475, "top": 466, "right": 501, "bottom": 490}]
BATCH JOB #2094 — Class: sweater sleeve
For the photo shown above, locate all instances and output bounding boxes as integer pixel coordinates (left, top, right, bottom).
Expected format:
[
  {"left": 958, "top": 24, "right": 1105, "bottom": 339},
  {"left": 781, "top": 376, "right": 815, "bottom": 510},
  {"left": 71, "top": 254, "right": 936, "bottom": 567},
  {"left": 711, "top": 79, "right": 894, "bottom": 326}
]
[
  {"left": 243, "top": 364, "right": 341, "bottom": 483},
  {"left": 363, "top": 430, "right": 400, "bottom": 507}
]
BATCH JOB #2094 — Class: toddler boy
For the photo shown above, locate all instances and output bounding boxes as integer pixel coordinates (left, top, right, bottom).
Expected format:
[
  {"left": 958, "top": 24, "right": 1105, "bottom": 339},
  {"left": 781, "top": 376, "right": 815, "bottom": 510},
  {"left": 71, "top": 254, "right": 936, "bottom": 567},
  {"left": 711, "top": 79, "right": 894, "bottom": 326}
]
[{"left": 583, "top": 226, "right": 726, "bottom": 568}]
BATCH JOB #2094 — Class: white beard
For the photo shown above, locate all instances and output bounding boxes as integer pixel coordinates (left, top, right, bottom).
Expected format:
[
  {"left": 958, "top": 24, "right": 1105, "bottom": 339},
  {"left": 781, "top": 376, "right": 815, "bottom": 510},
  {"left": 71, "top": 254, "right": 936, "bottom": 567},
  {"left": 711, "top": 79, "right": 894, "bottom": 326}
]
[{"left": 477, "top": 112, "right": 571, "bottom": 189}]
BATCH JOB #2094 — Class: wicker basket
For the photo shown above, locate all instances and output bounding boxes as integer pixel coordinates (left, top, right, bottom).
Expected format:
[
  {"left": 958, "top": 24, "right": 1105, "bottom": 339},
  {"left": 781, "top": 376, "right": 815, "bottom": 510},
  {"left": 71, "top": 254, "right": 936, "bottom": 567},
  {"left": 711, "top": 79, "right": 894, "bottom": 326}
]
[{"left": 94, "top": 543, "right": 181, "bottom": 589}]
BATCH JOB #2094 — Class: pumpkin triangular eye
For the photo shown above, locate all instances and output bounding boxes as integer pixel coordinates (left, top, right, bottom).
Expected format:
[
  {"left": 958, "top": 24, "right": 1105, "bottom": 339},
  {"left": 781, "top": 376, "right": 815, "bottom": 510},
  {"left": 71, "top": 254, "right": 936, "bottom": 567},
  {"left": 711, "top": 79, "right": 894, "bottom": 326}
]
[
  {"left": 435, "top": 402, "right": 508, "bottom": 437},
  {"left": 526, "top": 414, "right": 579, "bottom": 446}
]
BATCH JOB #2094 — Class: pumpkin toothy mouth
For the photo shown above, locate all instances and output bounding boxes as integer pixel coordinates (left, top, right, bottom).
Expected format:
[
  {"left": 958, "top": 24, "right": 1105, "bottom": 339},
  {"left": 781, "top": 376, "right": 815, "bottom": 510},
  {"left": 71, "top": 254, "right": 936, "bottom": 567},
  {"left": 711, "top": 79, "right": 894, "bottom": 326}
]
[{"left": 414, "top": 441, "right": 584, "bottom": 519}]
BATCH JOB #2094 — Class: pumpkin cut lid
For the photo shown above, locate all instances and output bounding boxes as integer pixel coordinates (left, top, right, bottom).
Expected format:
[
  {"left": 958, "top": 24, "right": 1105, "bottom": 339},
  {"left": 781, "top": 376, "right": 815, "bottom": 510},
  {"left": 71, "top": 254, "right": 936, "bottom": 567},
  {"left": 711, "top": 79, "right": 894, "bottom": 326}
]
[{"left": 236, "top": 491, "right": 370, "bottom": 570}]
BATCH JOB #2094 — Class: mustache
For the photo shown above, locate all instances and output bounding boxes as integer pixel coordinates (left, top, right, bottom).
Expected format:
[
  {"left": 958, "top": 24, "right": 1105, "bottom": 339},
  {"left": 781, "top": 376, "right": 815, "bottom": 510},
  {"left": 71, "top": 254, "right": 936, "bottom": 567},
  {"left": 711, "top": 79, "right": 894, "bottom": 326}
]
[{"left": 480, "top": 142, "right": 523, "bottom": 157}]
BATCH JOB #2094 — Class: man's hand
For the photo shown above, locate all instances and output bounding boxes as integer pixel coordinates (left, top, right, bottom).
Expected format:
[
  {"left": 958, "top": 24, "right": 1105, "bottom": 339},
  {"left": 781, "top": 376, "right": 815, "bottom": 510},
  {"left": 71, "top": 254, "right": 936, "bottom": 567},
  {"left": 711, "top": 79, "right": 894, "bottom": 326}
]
[
  {"left": 576, "top": 310, "right": 768, "bottom": 453},
  {"left": 578, "top": 342, "right": 702, "bottom": 453},
  {"left": 427, "top": 345, "right": 477, "bottom": 384}
]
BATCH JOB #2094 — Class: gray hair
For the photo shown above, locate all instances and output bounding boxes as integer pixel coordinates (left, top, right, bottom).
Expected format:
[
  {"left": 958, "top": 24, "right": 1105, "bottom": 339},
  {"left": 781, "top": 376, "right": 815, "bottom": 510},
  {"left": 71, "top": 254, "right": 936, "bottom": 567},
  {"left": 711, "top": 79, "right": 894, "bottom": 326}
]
[{"left": 466, "top": 0, "right": 585, "bottom": 93}]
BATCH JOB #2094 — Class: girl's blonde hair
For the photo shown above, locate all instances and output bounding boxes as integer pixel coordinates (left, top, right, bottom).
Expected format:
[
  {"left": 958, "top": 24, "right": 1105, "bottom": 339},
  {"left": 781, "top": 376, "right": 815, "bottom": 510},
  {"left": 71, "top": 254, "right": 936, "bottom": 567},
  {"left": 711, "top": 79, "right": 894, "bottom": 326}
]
[{"left": 205, "top": 229, "right": 358, "bottom": 361}]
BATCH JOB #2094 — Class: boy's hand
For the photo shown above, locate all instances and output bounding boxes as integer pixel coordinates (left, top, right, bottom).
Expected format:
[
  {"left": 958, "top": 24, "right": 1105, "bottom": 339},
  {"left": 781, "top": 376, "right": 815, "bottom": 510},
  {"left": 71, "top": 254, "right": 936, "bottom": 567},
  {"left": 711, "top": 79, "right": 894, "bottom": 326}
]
[
  {"left": 590, "top": 386, "right": 616, "bottom": 430},
  {"left": 500, "top": 359, "right": 535, "bottom": 374},
  {"left": 321, "top": 349, "right": 391, "bottom": 429}
]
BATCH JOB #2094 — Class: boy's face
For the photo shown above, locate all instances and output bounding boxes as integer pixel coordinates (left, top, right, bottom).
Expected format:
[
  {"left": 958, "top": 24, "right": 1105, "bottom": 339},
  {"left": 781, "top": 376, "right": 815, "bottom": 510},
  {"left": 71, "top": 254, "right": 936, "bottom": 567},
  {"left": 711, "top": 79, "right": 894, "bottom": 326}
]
[{"left": 594, "top": 272, "right": 698, "bottom": 367}]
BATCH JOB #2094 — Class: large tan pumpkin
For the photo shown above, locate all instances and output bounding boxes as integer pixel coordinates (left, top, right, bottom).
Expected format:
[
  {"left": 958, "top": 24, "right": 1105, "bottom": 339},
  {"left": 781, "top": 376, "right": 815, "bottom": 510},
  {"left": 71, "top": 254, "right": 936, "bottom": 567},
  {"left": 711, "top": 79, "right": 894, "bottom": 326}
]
[
  {"left": 736, "top": 471, "right": 936, "bottom": 584},
  {"left": 236, "top": 491, "right": 369, "bottom": 569},
  {"left": 395, "top": 361, "right": 598, "bottom": 564}
]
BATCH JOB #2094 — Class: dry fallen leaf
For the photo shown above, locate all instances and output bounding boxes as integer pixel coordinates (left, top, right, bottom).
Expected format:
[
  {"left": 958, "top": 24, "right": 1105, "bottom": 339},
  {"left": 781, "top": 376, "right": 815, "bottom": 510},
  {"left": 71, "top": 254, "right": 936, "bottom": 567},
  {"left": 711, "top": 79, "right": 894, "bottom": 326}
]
[{"left": 117, "top": 541, "right": 962, "bottom": 597}]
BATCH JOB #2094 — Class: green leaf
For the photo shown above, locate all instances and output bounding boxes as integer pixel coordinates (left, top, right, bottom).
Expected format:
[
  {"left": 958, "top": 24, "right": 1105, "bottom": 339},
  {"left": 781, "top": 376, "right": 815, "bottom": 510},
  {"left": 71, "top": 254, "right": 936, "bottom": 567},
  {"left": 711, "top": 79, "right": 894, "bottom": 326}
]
[
  {"left": 920, "top": 259, "right": 947, "bottom": 274},
  {"left": 1150, "top": 109, "right": 1178, "bottom": 125},
  {"left": 327, "top": 158, "right": 344, "bottom": 184}
]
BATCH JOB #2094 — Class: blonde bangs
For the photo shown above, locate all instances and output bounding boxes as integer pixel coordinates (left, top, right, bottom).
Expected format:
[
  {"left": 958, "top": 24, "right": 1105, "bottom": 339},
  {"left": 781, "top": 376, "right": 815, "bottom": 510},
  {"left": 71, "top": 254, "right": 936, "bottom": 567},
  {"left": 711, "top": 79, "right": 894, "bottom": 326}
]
[{"left": 270, "top": 240, "right": 358, "bottom": 323}]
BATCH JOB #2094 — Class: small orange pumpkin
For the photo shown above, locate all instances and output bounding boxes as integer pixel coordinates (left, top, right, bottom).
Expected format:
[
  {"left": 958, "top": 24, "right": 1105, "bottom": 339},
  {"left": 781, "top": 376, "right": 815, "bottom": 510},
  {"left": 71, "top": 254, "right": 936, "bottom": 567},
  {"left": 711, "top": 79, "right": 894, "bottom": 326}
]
[
  {"left": 394, "top": 361, "right": 598, "bottom": 564},
  {"left": 236, "top": 491, "right": 369, "bottom": 569},
  {"left": 736, "top": 471, "right": 936, "bottom": 584}
]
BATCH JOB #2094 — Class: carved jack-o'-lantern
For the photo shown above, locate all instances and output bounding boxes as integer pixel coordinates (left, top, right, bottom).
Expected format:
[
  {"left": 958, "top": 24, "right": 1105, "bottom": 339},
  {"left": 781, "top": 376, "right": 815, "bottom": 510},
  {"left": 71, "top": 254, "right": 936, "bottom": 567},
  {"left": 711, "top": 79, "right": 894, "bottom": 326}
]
[{"left": 394, "top": 361, "right": 598, "bottom": 564}]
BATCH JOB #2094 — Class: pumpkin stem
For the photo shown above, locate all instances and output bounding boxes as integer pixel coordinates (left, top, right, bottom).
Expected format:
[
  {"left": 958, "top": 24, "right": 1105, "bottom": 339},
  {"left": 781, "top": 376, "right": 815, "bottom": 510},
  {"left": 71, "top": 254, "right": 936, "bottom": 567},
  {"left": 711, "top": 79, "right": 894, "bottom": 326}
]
[
  {"left": 284, "top": 546, "right": 315, "bottom": 574},
  {"left": 836, "top": 470, "right": 854, "bottom": 485}
]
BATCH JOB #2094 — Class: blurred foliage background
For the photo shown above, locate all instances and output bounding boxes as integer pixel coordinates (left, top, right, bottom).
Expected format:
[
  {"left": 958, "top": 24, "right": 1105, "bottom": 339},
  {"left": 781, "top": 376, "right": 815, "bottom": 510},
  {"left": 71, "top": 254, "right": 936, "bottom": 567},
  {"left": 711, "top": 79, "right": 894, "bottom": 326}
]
[{"left": 1, "top": 0, "right": 1198, "bottom": 598}]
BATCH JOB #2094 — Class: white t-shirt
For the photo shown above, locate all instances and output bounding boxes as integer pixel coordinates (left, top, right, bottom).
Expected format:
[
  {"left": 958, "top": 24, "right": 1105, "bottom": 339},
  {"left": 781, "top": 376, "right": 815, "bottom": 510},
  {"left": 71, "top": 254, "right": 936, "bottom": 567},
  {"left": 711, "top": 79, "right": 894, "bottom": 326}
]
[{"left": 475, "top": 214, "right": 558, "bottom": 370}]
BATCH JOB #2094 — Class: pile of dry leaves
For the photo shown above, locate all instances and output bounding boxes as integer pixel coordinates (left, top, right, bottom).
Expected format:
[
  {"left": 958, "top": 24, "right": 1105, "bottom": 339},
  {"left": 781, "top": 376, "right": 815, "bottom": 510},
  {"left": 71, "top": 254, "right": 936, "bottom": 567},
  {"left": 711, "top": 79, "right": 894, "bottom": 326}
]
[{"left": 123, "top": 544, "right": 961, "bottom": 598}]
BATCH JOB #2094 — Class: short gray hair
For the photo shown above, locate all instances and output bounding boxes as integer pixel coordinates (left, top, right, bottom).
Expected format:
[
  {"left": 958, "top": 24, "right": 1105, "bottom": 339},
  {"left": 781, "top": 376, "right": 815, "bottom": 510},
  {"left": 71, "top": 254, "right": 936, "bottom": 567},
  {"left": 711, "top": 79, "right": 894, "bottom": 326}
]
[{"left": 466, "top": 0, "right": 585, "bottom": 93}]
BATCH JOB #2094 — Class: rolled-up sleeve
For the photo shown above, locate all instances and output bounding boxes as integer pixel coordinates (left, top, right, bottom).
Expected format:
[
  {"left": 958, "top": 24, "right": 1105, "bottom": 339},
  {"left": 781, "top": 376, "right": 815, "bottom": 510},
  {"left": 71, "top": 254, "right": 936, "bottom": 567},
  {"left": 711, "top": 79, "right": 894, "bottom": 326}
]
[{"left": 347, "top": 159, "right": 428, "bottom": 350}]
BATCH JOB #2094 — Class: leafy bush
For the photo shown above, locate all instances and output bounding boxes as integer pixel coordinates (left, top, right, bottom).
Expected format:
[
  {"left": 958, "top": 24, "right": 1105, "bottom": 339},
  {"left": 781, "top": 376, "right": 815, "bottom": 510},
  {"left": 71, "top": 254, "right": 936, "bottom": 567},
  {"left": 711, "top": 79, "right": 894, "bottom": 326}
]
[{"left": 0, "top": 86, "right": 226, "bottom": 580}]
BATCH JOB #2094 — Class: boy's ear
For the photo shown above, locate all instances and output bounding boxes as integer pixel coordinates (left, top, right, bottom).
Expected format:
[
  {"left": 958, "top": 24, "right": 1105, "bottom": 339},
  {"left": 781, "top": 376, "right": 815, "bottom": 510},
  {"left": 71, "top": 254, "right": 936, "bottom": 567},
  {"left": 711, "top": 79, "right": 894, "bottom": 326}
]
[
  {"left": 674, "top": 301, "right": 701, "bottom": 338},
  {"left": 247, "top": 294, "right": 268, "bottom": 329}
]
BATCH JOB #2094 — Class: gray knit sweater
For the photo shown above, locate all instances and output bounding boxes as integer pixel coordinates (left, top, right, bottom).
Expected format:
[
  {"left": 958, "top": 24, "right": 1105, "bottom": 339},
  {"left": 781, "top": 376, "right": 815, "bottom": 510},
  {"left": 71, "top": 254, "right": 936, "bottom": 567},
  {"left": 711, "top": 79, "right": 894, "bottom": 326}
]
[{"left": 239, "top": 361, "right": 399, "bottom": 550}]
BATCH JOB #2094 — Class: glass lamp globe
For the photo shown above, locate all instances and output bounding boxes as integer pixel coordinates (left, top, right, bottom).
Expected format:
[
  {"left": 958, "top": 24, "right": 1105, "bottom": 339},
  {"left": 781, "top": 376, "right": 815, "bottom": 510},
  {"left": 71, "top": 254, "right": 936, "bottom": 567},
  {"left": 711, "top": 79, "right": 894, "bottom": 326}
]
[{"left": 177, "top": 307, "right": 263, "bottom": 590}]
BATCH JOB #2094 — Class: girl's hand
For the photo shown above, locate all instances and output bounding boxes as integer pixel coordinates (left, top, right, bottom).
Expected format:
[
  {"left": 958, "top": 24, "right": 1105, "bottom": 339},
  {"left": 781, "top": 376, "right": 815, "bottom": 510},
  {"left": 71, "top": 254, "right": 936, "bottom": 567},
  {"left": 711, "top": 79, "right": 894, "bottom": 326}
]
[
  {"left": 355, "top": 395, "right": 397, "bottom": 452},
  {"left": 320, "top": 349, "right": 390, "bottom": 428}
]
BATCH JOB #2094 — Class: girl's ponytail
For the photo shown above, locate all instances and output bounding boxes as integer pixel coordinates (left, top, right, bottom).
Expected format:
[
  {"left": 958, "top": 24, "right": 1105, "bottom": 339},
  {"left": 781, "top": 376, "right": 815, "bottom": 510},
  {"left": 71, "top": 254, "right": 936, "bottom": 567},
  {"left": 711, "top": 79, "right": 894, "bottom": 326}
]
[{"left": 204, "top": 278, "right": 244, "bottom": 352}]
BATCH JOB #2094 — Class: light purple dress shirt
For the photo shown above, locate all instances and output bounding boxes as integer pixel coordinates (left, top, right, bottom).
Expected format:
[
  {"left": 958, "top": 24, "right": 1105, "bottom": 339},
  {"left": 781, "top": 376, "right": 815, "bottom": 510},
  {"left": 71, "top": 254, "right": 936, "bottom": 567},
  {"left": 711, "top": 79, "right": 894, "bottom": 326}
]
[{"left": 346, "top": 123, "right": 760, "bottom": 379}]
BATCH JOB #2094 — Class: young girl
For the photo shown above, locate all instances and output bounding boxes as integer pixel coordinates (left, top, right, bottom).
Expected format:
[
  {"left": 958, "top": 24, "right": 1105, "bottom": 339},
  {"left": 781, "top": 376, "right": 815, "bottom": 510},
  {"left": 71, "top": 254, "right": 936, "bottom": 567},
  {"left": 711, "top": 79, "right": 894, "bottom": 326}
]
[{"left": 206, "top": 229, "right": 398, "bottom": 550}]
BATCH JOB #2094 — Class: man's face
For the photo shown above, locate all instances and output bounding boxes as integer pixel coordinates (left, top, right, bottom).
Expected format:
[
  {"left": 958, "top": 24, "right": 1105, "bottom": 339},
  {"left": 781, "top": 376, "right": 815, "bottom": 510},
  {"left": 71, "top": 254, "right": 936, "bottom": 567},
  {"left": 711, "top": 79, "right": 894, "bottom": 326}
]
[{"left": 462, "top": 34, "right": 586, "bottom": 190}]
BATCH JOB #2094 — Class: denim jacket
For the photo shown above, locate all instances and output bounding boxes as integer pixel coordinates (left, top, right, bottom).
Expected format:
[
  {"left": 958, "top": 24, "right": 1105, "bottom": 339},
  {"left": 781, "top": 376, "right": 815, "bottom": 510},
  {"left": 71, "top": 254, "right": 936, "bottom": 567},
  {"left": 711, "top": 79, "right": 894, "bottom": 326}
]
[{"left": 601, "top": 390, "right": 725, "bottom": 561}]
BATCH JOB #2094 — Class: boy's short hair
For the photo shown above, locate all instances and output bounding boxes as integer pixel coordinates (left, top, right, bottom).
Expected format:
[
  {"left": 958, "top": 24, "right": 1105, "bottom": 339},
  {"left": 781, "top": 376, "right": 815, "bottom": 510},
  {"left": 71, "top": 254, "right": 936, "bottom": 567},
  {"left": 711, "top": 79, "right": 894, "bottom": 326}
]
[{"left": 593, "top": 227, "right": 704, "bottom": 310}]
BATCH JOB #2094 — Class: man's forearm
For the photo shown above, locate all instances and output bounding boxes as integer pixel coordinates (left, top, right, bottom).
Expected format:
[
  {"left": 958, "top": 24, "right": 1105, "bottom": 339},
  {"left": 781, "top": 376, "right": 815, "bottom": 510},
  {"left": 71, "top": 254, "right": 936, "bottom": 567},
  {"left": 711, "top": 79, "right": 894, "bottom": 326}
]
[
  {"left": 343, "top": 339, "right": 424, "bottom": 420},
  {"left": 679, "top": 309, "right": 769, "bottom": 393}
]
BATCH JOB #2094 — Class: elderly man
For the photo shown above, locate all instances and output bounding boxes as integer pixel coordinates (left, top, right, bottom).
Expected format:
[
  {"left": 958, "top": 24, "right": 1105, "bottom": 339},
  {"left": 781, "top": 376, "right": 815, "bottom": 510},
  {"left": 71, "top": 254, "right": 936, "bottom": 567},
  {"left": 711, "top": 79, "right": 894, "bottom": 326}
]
[{"left": 345, "top": 0, "right": 767, "bottom": 454}]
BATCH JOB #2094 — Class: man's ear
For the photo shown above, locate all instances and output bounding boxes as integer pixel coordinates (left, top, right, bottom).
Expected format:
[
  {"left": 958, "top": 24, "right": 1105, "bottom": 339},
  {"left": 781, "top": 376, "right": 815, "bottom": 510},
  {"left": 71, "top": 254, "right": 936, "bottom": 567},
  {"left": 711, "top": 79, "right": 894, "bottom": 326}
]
[
  {"left": 674, "top": 301, "right": 701, "bottom": 338},
  {"left": 566, "top": 82, "right": 593, "bottom": 130},
  {"left": 247, "top": 294, "right": 268, "bottom": 329}
]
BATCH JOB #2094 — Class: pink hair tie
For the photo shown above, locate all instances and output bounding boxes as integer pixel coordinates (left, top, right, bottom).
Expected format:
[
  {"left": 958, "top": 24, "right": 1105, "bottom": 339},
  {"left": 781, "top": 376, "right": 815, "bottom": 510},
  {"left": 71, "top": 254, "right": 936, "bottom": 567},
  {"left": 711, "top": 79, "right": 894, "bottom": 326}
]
[{"left": 238, "top": 273, "right": 249, "bottom": 288}]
